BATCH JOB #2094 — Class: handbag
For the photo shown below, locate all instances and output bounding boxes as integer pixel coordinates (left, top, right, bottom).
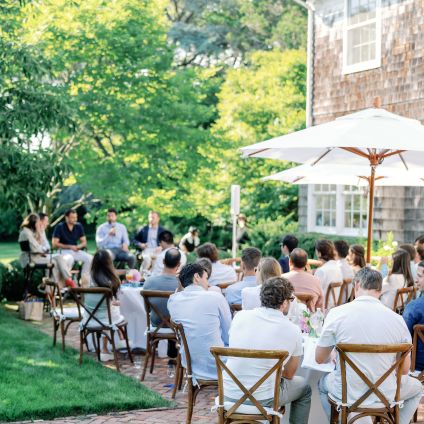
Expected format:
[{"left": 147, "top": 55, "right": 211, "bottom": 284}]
[{"left": 18, "top": 296, "right": 45, "bottom": 321}]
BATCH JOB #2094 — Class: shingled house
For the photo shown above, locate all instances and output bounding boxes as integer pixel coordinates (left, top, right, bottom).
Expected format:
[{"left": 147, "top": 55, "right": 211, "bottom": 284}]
[{"left": 297, "top": 0, "right": 424, "bottom": 243}]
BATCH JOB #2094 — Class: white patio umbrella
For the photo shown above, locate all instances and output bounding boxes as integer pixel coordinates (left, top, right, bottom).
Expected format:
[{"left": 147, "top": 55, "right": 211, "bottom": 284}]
[{"left": 240, "top": 107, "right": 424, "bottom": 262}]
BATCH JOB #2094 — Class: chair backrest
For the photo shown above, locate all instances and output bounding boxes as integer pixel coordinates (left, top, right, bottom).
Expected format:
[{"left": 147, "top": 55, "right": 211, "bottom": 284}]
[
  {"left": 392, "top": 286, "right": 416, "bottom": 313},
  {"left": 341, "top": 278, "right": 354, "bottom": 304},
  {"left": 170, "top": 320, "right": 195, "bottom": 379},
  {"left": 294, "top": 292, "right": 315, "bottom": 312},
  {"left": 210, "top": 346, "right": 289, "bottom": 422},
  {"left": 141, "top": 290, "right": 174, "bottom": 336},
  {"left": 44, "top": 279, "right": 64, "bottom": 314},
  {"left": 411, "top": 324, "right": 424, "bottom": 372},
  {"left": 325, "top": 282, "right": 343, "bottom": 309},
  {"left": 70, "top": 287, "right": 113, "bottom": 330},
  {"left": 19, "top": 240, "right": 31, "bottom": 253},
  {"left": 336, "top": 343, "right": 412, "bottom": 413},
  {"left": 230, "top": 303, "right": 242, "bottom": 315}
]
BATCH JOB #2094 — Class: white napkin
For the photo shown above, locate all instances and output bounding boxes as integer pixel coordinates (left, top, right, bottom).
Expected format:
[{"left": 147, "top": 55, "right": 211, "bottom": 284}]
[{"left": 301, "top": 336, "right": 335, "bottom": 373}]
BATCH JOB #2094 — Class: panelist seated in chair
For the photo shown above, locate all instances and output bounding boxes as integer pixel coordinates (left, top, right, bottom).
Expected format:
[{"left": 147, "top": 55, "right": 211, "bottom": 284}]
[
  {"left": 225, "top": 277, "right": 311, "bottom": 424},
  {"left": 96, "top": 208, "right": 135, "bottom": 269},
  {"left": 18, "top": 213, "right": 73, "bottom": 288},
  {"left": 316, "top": 268, "right": 422, "bottom": 423}
]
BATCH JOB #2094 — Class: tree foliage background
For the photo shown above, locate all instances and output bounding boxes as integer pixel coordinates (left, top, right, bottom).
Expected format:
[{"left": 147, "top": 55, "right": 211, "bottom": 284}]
[{"left": 0, "top": 0, "right": 307, "bottom": 242}]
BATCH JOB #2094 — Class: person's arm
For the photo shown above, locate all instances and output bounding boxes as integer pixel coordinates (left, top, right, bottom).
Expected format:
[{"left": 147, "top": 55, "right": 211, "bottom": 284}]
[
  {"left": 26, "top": 231, "right": 45, "bottom": 254},
  {"left": 218, "top": 296, "right": 232, "bottom": 346},
  {"left": 402, "top": 303, "right": 416, "bottom": 335},
  {"left": 315, "top": 310, "right": 337, "bottom": 363},
  {"left": 95, "top": 224, "right": 109, "bottom": 248},
  {"left": 78, "top": 235, "right": 87, "bottom": 250},
  {"left": 52, "top": 236, "right": 77, "bottom": 251},
  {"left": 400, "top": 352, "right": 411, "bottom": 375},
  {"left": 282, "top": 356, "right": 300, "bottom": 379},
  {"left": 316, "top": 346, "right": 334, "bottom": 364},
  {"left": 133, "top": 228, "right": 146, "bottom": 250},
  {"left": 122, "top": 225, "right": 130, "bottom": 252}
]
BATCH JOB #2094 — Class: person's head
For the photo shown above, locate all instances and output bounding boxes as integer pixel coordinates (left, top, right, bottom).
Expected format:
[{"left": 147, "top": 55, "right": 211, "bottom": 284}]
[
  {"left": 21, "top": 213, "right": 39, "bottom": 232},
  {"left": 159, "top": 230, "right": 174, "bottom": 248},
  {"left": 178, "top": 263, "right": 208, "bottom": 290},
  {"left": 241, "top": 247, "right": 261, "bottom": 274},
  {"left": 353, "top": 267, "right": 382, "bottom": 298},
  {"left": 334, "top": 240, "right": 349, "bottom": 260},
  {"left": 196, "top": 242, "right": 219, "bottom": 263},
  {"left": 148, "top": 211, "right": 160, "bottom": 227},
  {"left": 400, "top": 244, "right": 418, "bottom": 263},
  {"left": 256, "top": 257, "right": 282, "bottom": 284},
  {"left": 290, "top": 248, "right": 308, "bottom": 270},
  {"left": 238, "top": 214, "right": 247, "bottom": 228},
  {"left": 38, "top": 212, "right": 49, "bottom": 230},
  {"left": 106, "top": 208, "right": 118, "bottom": 224},
  {"left": 315, "top": 239, "right": 336, "bottom": 262},
  {"left": 196, "top": 257, "right": 212, "bottom": 279},
  {"left": 189, "top": 226, "right": 198, "bottom": 236},
  {"left": 391, "top": 248, "right": 414, "bottom": 287},
  {"left": 65, "top": 209, "right": 78, "bottom": 225},
  {"left": 415, "top": 236, "right": 424, "bottom": 261},
  {"left": 417, "top": 261, "right": 424, "bottom": 292},
  {"left": 281, "top": 234, "right": 298, "bottom": 256},
  {"left": 163, "top": 247, "right": 181, "bottom": 272},
  {"left": 348, "top": 244, "right": 366, "bottom": 268},
  {"left": 260, "top": 277, "right": 295, "bottom": 316},
  {"left": 90, "top": 249, "right": 121, "bottom": 296}
]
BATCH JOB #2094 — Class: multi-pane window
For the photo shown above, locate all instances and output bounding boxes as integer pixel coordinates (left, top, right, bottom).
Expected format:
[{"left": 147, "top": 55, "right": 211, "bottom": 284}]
[
  {"left": 343, "top": 185, "right": 368, "bottom": 229},
  {"left": 313, "top": 185, "right": 337, "bottom": 228}
]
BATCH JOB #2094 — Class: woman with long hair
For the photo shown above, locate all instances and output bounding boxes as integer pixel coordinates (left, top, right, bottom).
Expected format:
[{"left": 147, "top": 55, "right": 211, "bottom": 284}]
[
  {"left": 380, "top": 249, "right": 415, "bottom": 308},
  {"left": 348, "top": 244, "right": 366, "bottom": 275}
]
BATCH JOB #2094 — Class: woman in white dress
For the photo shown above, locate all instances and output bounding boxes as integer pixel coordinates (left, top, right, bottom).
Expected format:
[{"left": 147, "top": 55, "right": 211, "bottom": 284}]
[
  {"left": 380, "top": 249, "right": 415, "bottom": 309},
  {"left": 347, "top": 244, "right": 366, "bottom": 275}
]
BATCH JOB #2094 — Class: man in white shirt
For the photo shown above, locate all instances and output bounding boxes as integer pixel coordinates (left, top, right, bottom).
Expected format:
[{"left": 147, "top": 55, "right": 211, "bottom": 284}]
[
  {"left": 150, "top": 231, "right": 186, "bottom": 277},
  {"left": 334, "top": 240, "right": 354, "bottom": 281},
  {"left": 224, "top": 277, "right": 311, "bottom": 424},
  {"left": 225, "top": 247, "right": 261, "bottom": 305},
  {"left": 316, "top": 268, "right": 422, "bottom": 423}
]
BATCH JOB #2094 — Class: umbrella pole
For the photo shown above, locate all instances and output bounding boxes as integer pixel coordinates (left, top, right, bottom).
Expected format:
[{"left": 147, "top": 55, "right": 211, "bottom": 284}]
[{"left": 366, "top": 165, "right": 376, "bottom": 264}]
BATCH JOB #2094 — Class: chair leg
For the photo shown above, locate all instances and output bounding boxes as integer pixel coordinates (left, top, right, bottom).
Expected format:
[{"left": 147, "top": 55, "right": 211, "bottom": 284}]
[
  {"left": 141, "top": 337, "right": 151, "bottom": 381},
  {"left": 186, "top": 383, "right": 195, "bottom": 424},
  {"left": 330, "top": 403, "right": 339, "bottom": 424},
  {"left": 178, "top": 363, "right": 184, "bottom": 390},
  {"left": 79, "top": 330, "right": 84, "bottom": 365},
  {"left": 192, "top": 385, "right": 201, "bottom": 406},
  {"left": 96, "top": 332, "right": 102, "bottom": 362},
  {"left": 171, "top": 355, "right": 181, "bottom": 399},
  {"left": 413, "top": 408, "right": 418, "bottom": 422},
  {"left": 60, "top": 320, "right": 66, "bottom": 352},
  {"left": 53, "top": 320, "right": 58, "bottom": 347},
  {"left": 150, "top": 342, "right": 157, "bottom": 374},
  {"left": 122, "top": 325, "right": 133, "bottom": 363},
  {"left": 110, "top": 330, "right": 120, "bottom": 372}
]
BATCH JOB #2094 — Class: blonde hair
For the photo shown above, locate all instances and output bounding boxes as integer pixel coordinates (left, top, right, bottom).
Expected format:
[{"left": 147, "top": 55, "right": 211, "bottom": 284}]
[{"left": 256, "top": 257, "right": 282, "bottom": 284}]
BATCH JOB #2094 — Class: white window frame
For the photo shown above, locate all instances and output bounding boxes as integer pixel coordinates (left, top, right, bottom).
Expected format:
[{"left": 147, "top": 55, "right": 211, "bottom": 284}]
[
  {"left": 307, "top": 185, "right": 368, "bottom": 237},
  {"left": 343, "top": 0, "right": 382, "bottom": 74}
]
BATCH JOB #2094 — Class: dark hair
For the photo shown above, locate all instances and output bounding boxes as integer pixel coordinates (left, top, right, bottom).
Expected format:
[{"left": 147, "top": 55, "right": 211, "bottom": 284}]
[
  {"left": 399, "top": 244, "right": 416, "bottom": 262},
  {"left": 315, "top": 239, "right": 336, "bottom": 262},
  {"left": 196, "top": 242, "right": 219, "bottom": 263},
  {"left": 21, "top": 213, "right": 39, "bottom": 231},
  {"left": 281, "top": 235, "right": 298, "bottom": 253},
  {"left": 178, "top": 263, "right": 205, "bottom": 288},
  {"left": 38, "top": 212, "right": 48, "bottom": 221},
  {"left": 353, "top": 267, "right": 382, "bottom": 291},
  {"left": 349, "top": 244, "right": 366, "bottom": 268},
  {"left": 107, "top": 207, "right": 117, "bottom": 215},
  {"left": 415, "top": 235, "right": 424, "bottom": 244},
  {"left": 417, "top": 245, "right": 424, "bottom": 261},
  {"left": 164, "top": 248, "right": 181, "bottom": 269},
  {"left": 196, "top": 257, "right": 212, "bottom": 278},
  {"left": 65, "top": 209, "right": 77, "bottom": 217},
  {"left": 290, "top": 248, "right": 308, "bottom": 269},
  {"left": 334, "top": 240, "right": 349, "bottom": 259},
  {"left": 241, "top": 247, "right": 261, "bottom": 271},
  {"left": 159, "top": 230, "right": 174, "bottom": 245},
  {"left": 149, "top": 210, "right": 160, "bottom": 218},
  {"left": 91, "top": 249, "right": 121, "bottom": 296},
  {"left": 418, "top": 261, "right": 424, "bottom": 268},
  {"left": 391, "top": 249, "right": 414, "bottom": 287},
  {"left": 260, "top": 277, "right": 294, "bottom": 310}
]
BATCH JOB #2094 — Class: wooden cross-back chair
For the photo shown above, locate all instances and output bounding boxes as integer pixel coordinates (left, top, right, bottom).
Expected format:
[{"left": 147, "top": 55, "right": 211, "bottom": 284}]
[
  {"left": 329, "top": 343, "right": 412, "bottom": 424},
  {"left": 70, "top": 287, "right": 133, "bottom": 372},
  {"left": 210, "top": 346, "right": 288, "bottom": 424},
  {"left": 44, "top": 279, "right": 80, "bottom": 351},
  {"left": 217, "top": 281, "right": 238, "bottom": 290},
  {"left": 341, "top": 278, "right": 355, "bottom": 304},
  {"left": 325, "top": 282, "right": 343, "bottom": 309},
  {"left": 392, "top": 286, "right": 416, "bottom": 314},
  {"left": 294, "top": 292, "right": 316, "bottom": 312},
  {"left": 140, "top": 290, "right": 177, "bottom": 381},
  {"left": 170, "top": 320, "right": 218, "bottom": 424}
]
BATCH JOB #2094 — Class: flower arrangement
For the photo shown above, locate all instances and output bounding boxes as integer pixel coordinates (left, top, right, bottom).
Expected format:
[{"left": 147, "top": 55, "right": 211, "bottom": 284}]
[
  {"left": 299, "top": 310, "right": 312, "bottom": 334},
  {"left": 124, "top": 269, "right": 142, "bottom": 283}
]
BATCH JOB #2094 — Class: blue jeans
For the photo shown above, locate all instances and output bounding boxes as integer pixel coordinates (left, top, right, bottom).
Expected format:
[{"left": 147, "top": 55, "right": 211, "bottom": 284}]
[
  {"left": 107, "top": 248, "right": 136, "bottom": 269},
  {"left": 318, "top": 373, "right": 422, "bottom": 424}
]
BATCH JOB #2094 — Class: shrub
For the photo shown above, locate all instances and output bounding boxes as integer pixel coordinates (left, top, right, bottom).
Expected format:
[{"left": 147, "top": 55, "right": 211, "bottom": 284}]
[{"left": 0, "top": 262, "right": 7, "bottom": 299}]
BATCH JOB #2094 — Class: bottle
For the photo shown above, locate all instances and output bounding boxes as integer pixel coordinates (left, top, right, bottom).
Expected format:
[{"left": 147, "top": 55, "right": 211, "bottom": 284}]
[{"left": 313, "top": 308, "right": 324, "bottom": 337}]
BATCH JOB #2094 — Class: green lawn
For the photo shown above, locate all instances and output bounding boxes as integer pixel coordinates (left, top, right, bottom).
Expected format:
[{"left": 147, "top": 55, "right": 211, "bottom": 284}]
[{"left": 0, "top": 307, "right": 170, "bottom": 422}]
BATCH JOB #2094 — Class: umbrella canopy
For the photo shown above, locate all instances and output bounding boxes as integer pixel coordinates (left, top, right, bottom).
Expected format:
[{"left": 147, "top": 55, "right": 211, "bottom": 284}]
[{"left": 240, "top": 107, "right": 424, "bottom": 262}]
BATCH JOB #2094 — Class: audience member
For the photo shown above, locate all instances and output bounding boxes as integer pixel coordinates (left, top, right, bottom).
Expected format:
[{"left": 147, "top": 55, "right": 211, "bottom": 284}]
[
  {"left": 316, "top": 268, "right": 422, "bottom": 423},
  {"left": 314, "top": 240, "right": 343, "bottom": 308},
  {"left": 196, "top": 257, "right": 212, "bottom": 279},
  {"left": 236, "top": 214, "right": 250, "bottom": 249},
  {"left": 334, "top": 240, "right": 354, "bottom": 281},
  {"left": 224, "top": 277, "right": 311, "bottom": 424},
  {"left": 196, "top": 242, "right": 237, "bottom": 286},
  {"left": 168, "top": 263, "right": 232, "bottom": 380},
  {"left": 285, "top": 248, "right": 324, "bottom": 311},
  {"left": 403, "top": 260, "right": 424, "bottom": 371},
  {"left": 38, "top": 212, "right": 51, "bottom": 253},
  {"left": 347, "top": 244, "right": 366, "bottom": 275},
  {"left": 52, "top": 209, "right": 93, "bottom": 285},
  {"left": 400, "top": 243, "right": 418, "bottom": 282},
  {"left": 380, "top": 249, "right": 415, "bottom": 309},
  {"left": 179, "top": 226, "right": 200, "bottom": 253},
  {"left": 18, "top": 213, "right": 73, "bottom": 288},
  {"left": 225, "top": 247, "right": 261, "bottom": 305},
  {"left": 415, "top": 235, "right": 424, "bottom": 262},
  {"left": 279, "top": 234, "right": 298, "bottom": 273},
  {"left": 150, "top": 231, "right": 186, "bottom": 277},
  {"left": 96, "top": 208, "right": 135, "bottom": 269}
]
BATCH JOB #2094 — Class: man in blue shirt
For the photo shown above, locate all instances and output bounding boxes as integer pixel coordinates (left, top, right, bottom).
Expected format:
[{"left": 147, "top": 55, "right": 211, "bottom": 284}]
[
  {"left": 168, "top": 263, "right": 232, "bottom": 381},
  {"left": 403, "top": 260, "right": 424, "bottom": 371},
  {"left": 225, "top": 247, "right": 261, "bottom": 305},
  {"left": 279, "top": 235, "right": 298, "bottom": 274},
  {"left": 96, "top": 208, "right": 135, "bottom": 268}
]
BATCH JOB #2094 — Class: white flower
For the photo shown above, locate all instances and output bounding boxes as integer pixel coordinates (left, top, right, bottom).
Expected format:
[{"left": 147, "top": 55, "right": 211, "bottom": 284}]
[
  {"left": 383, "top": 245, "right": 390, "bottom": 251},
  {"left": 392, "top": 241, "right": 398, "bottom": 247}
]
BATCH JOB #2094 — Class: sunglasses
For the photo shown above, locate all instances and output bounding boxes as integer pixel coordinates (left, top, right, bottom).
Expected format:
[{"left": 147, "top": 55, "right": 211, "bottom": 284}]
[{"left": 288, "top": 296, "right": 295, "bottom": 302}]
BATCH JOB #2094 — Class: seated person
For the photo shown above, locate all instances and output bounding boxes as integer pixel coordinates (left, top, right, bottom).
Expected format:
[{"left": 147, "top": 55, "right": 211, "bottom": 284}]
[
  {"left": 168, "top": 263, "right": 232, "bottom": 380},
  {"left": 284, "top": 248, "right": 324, "bottom": 311},
  {"left": 316, "top": 268, "right": 422, "bottom": 423},
  {"left": 334, "top": 240, "right": 354, "bottom": 281},
  {"left": 400, "top": 243, "right": 419, "bottom": 282},
  {"left": 196, "top": 242, "right": 237, "bottom": 286},
  {"left": 415, "top": 235, "right": 424, "bottom": 262},
  {"left": 96, "top": 208, "right": 135, "bottom": 269},
  {"left": 225, "top": 247, "right": 261, "bottom": 305},
  {"left": 279, "top": 234, "right": 298, "bottom": 273},
  {"left": 38, "top": 212, "right": 51, "bottom": 253},
  {"left": 179, "top": 226, "right": 200, "bottom": 253},
  {"left": 196, "top": 257, "right": 221, "bottom": 293},
  {"left": 403, "top": 260, "right": 424, "bottom": 371},
  {"left": 224, "top": 277, "right": 311, "bottom": 424},
  {"left": 347, "top": 244, "right": 366, "bottom": 275},
  {"left": 150, "top": 231, "right": 186, "bottom": 277}
]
